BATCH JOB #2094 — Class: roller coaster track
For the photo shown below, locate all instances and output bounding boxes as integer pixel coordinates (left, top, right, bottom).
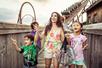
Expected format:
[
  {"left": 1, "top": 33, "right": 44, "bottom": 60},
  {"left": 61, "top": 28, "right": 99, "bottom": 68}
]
[
  {"left": 64, "top": 0, "right": 89, "bottom": 24},
  {"left": 17, "top": 2, "right": 36, "bottom": 24},
  {"left": 66, "top": 0, "right": 88, "bottom": 22}
]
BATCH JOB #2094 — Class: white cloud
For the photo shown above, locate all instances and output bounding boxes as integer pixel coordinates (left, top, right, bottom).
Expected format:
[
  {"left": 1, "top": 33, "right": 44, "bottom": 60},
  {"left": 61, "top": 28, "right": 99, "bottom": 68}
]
[{"left": 0, "top": 0, "right": 80, "bottom": 26}]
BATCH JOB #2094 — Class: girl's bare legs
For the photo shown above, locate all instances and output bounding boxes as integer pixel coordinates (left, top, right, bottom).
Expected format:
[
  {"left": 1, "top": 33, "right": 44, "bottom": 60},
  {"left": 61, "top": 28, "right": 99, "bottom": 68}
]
[
  {"left": 69, "top": 64, "right": 75, "bottom": 68},
  {"left": 45, "top": 58, "right": 52, "bottom": 68},
  {"left": 52, "top": 57, "right": 59, "bottom": 68},
  {"left": 76, "top": 65, "right": 83, "bottom": 68}
]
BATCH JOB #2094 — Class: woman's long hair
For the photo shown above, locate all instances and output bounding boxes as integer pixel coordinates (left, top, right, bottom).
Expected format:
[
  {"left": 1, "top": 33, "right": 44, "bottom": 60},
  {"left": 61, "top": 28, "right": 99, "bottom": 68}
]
[{"left": 44, "top": 12, "right": 63, "bottom": 36}]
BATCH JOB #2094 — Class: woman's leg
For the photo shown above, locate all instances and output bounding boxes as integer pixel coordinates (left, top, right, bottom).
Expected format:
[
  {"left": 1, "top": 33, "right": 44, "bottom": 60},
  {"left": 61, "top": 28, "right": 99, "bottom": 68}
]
[
  {"left": 52, "top": 57, "right": 59, "bottom": 68},
  {"left": 69, "top": 64, "right": 75, "bottom": 68},
  {"left": 45, "top": 58, "right": 52, "bottom": 68},
  {"left": 76, "top": 65, "right": 83, "bottom": 68}
]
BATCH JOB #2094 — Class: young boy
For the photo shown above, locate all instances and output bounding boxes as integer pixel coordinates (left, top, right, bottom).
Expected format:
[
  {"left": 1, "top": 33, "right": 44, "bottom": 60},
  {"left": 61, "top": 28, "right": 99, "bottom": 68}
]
[
  {"left": 30, "top": 21, "right": 41, "bottom": 55},
  {"left": 11, "top": 34, "right": 37, "bottom": 68}
]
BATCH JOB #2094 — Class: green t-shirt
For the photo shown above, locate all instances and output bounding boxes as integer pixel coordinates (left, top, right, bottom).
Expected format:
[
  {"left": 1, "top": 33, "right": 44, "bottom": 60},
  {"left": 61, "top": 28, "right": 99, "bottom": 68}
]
[{"left": 20, "top": 43, "right": 37, "bottom": 65}]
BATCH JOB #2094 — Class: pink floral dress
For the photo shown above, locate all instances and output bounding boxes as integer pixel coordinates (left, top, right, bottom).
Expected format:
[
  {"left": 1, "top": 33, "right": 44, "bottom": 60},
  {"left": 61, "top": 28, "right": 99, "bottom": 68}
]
[{"left": 44, "top": 28, "right": 62, "bottom": 58}]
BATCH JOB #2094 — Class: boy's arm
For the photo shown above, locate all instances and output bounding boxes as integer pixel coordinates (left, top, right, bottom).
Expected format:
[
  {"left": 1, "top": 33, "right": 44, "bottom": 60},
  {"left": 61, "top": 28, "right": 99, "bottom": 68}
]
[
  {"left": 34, "top": 32, "right": 39, "bottom": 45},
  {"left": 34, "top": 28, "right": 45, "bottom": 48},
  {"left": 40, "top": 30, "right": 45, "bottom": 40},
  {"left": 34, "top": 25, "right": 40, "bottom": 45},
  {"left": 11, "top": 38, "right": 21, "bottom": 52}
]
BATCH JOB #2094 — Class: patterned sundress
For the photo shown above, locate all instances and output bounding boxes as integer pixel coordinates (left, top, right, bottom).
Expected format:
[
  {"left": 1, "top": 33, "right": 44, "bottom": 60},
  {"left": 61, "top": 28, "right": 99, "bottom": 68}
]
[{"left": 44, "top": 28, "right": 62, "bottom": 58}]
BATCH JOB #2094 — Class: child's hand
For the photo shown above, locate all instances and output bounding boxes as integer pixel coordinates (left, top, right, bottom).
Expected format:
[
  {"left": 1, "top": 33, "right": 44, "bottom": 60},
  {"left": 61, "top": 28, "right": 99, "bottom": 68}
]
[
  {"left": 82, "top": 44, "right": 88, "bottom": 50},
  {"left": 67, "top": 45, "right": 71, "bottom": 48},
  {"left": 11, "top": 37, "right": 21, "bottom": 52},
  {"left": 65, "top": 33, "right": 70, "bottom": 39},
  {"left": 11, "top": 37, "right": 17, "bottom": 46}
]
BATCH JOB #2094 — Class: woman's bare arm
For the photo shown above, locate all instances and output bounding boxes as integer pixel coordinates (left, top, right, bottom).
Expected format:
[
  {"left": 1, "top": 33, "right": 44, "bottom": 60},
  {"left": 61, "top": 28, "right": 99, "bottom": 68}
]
[{"left": 60, "top": 28, "right": 65, "bottom": 42}]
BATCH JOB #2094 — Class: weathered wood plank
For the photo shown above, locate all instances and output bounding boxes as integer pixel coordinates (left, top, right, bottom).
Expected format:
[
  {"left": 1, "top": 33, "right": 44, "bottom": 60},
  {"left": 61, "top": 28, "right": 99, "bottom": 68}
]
[
  {"left": 0, "top": 22, "right": 31, "bottom": 68},
  {"left": 83, "top": 23, "right": 102, "bottom": 68}
]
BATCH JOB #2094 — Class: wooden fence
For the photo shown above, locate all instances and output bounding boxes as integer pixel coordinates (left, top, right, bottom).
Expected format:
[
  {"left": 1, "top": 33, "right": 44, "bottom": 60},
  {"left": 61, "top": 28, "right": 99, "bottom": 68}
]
[
  {"left": 0, "top": 22, "right": 102, "bottom": 68},
  {"left": 83, "top": 23, "right": 102, "bottom": 68},
  {"left": 0, "top": 22, "right": 31, "bottom": 68}
]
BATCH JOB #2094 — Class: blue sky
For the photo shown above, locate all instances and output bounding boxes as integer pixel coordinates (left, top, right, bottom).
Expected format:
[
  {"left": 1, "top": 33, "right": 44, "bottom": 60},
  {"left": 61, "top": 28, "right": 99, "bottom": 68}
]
[{"left": 0, "top": 0, "right": 81, "bottom": 26}]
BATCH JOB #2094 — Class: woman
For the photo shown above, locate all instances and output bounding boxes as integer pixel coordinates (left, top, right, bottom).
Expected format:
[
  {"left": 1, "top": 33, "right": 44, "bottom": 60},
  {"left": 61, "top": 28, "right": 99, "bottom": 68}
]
[{"left": 41, "top": 12, "right": 64, "bottom": 68}]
